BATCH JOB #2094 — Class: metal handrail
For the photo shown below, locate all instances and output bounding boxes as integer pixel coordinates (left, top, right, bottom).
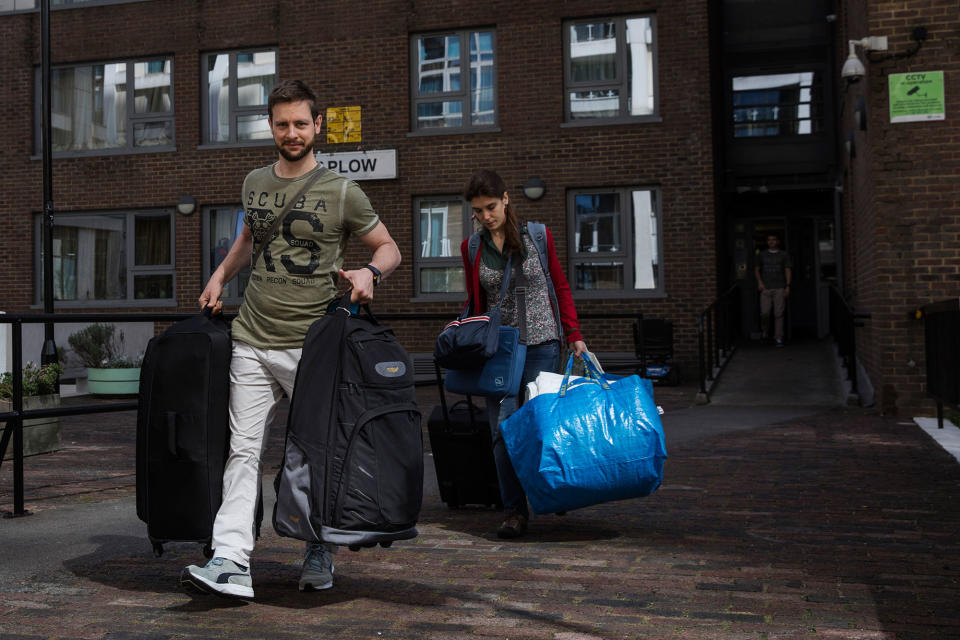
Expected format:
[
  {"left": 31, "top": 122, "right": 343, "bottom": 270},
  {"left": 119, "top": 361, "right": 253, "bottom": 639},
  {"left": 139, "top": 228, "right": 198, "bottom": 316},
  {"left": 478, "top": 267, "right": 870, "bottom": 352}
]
[
  {"left": 920, "top": 298, "right": 960, "bottom": 428},
  {"left": 828, "top": 286, "right": 870, "bottom": 399},
  {"left": 696, "top": 284, "right": 741, "bottom": 402}
]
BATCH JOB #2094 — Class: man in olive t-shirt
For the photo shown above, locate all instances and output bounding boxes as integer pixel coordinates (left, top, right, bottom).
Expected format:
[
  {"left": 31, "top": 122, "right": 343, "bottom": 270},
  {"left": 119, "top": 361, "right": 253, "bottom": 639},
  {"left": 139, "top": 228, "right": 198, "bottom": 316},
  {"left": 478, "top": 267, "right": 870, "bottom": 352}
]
[
  {"left": 181, "top": 80, "right": 401, "bottom": 600},
  {"left": 754, "top": 234, "right": 792, "bottom": 346}
]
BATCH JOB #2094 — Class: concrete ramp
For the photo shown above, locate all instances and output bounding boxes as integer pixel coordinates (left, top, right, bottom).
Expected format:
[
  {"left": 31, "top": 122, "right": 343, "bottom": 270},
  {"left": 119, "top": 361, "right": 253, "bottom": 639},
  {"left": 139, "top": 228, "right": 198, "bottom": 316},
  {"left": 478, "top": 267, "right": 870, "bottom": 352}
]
[{"left": 708, "top": 338, "right": 846, "bottom": 408}]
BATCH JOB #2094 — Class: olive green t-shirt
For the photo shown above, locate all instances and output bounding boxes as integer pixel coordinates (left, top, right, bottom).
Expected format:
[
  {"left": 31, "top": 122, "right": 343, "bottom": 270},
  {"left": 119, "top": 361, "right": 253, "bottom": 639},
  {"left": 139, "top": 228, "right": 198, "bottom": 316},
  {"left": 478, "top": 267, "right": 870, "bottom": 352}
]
[{"left": 231, "top": 164, "right": 380, "bottom": 348}]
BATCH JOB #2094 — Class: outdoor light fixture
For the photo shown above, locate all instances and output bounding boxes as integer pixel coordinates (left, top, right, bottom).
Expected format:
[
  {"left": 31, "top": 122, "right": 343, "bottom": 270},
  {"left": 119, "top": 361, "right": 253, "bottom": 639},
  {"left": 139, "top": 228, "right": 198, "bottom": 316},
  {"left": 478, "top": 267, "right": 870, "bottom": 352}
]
[
  {"left": 841, "top": 36, "right": 889, "bottom": 81},
  {"left": 177, "top": 195, "right": 197, "bottom": 215},
  {"left": 521, "top": 178, "right": 546, "bottom": 201}
]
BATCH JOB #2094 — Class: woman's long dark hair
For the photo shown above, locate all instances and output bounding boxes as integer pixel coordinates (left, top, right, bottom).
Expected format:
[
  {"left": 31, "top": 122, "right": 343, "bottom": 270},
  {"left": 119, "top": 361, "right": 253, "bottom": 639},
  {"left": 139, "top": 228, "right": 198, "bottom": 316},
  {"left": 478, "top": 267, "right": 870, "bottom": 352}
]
[{"left": 464, "top": 169, "right": 523, "bottom": 258}]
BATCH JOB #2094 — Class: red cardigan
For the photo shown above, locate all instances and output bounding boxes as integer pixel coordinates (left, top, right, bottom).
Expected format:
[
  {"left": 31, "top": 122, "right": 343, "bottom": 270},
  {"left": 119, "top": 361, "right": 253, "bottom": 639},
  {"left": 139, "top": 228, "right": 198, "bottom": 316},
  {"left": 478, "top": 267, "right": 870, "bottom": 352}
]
[{"left": 460, "top": 226, "right": 583, "bottom": 345}]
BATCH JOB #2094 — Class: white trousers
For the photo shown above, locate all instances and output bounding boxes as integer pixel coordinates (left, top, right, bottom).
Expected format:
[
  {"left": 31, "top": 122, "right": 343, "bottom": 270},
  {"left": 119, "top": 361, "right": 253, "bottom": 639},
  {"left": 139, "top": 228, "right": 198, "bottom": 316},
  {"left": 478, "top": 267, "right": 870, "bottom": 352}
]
[{"left": 211, "top": 341, "right": 300, "bottom": 566}]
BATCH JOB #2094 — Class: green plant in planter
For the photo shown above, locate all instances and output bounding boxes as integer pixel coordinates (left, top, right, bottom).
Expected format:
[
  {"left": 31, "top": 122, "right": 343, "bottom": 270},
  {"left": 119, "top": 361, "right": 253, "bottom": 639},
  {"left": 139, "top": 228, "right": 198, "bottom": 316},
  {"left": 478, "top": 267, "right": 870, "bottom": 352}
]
[
  {"left": 0, "top": 362, "right": 64, "bottom": 399},
  {"left": 67, "top": 323, "right": 143, "bottom": 369}
]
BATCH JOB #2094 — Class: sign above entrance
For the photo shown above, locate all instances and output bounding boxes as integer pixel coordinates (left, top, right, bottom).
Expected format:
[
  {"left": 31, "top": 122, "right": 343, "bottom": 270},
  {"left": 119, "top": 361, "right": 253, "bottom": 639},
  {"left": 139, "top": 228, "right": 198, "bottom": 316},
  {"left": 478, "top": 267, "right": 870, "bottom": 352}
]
[
  {"left": 889, "top": 71, "right": 945, "bottom": 123},
  {"left": 315, "top": 149, "right": 397, "bottom": 181}
]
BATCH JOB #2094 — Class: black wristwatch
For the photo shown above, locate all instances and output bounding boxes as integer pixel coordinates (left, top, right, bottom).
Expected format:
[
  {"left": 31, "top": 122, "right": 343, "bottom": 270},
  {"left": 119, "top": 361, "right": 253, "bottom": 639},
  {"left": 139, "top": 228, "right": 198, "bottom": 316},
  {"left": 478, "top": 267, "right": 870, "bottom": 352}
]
[{"left": 363, "top": 264, "right": 382, "bottom": 287}]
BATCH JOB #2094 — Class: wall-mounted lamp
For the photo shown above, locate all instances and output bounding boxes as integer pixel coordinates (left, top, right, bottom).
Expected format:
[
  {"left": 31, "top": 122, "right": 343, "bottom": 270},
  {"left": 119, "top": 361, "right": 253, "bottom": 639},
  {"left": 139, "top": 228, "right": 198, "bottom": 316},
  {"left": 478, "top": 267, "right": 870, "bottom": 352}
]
[
  {"left": 521, "top": 178, "right": 546, "bottom": 201},
  {"left": 177, "top": 195, "right": 197, "bottom": 215},
  {"left": 841, "top": 36, "right": 888, "bottom": 81}
]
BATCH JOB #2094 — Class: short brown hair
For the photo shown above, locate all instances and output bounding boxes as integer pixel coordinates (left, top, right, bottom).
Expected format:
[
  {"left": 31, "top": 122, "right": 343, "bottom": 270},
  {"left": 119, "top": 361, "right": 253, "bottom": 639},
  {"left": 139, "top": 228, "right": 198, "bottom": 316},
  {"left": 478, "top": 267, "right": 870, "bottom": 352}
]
[{"left": 268, "top": 79, "right": 320, "bottom": 120}]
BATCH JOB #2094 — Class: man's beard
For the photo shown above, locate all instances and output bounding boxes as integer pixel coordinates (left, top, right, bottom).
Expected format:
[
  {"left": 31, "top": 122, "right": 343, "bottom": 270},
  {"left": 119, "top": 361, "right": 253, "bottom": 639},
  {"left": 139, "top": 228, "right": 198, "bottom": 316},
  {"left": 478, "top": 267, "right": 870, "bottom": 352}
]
[{"left": 276, "top": 137, "right": 314, "bottom": 162}]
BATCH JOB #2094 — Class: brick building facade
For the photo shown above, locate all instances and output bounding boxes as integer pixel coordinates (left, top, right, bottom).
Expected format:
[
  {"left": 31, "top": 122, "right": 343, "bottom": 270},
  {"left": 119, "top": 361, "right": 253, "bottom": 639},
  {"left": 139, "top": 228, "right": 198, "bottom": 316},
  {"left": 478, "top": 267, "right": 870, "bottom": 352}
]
[
  {"left": 0, "top": 0, "right": 955, "bottom": 415},
  {"left": 0, "top": 0, "right": 715, "bottom": 375},
  {"left": 837, "top": 0, "right": 960, "bottom": 414}
]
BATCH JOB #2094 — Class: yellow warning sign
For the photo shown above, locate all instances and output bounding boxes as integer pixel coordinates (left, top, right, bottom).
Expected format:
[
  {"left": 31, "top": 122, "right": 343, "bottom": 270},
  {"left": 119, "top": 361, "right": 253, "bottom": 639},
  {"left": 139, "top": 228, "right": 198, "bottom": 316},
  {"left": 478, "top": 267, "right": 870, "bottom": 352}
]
[{"left": 326, "top": 106, "right": 362, "bottom": 143}]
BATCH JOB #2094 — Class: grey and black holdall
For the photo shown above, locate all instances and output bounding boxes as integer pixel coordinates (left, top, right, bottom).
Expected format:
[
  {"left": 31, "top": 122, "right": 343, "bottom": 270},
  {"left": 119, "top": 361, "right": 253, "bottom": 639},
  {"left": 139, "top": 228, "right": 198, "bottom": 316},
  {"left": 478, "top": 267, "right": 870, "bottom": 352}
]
[{"left": 273, "top": 294, "right": 423, "bottom": 550}]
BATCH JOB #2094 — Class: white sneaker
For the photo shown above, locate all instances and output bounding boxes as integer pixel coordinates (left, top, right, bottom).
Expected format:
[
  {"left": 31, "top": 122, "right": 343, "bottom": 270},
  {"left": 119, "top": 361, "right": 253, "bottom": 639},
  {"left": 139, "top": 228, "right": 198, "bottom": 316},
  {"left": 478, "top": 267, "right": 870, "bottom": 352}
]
[{"left": 181, "top": 557, "right": 254, "bottom": 599}]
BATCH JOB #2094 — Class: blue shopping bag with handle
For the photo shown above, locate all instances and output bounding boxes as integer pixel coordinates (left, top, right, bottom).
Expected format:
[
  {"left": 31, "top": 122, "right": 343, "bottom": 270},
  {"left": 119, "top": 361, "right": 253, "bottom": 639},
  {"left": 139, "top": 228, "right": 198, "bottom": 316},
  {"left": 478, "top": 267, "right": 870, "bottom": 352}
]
[{"left": 500, "top": 355, "right": 667, "bottom": 515}]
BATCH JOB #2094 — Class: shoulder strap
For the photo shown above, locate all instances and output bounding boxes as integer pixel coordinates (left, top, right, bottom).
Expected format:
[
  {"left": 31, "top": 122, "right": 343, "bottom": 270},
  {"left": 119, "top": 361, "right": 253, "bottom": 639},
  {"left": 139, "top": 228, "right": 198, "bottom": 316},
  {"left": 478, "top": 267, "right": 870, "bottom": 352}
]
[
  {"left": 468, "top": 232, "right": 482, "bottom": 265},
  {"left": 525, "top": 221, "right": 563, "bottom": 338},
  {"left": 526, "top": 222, "right": 550, "bottom": 276},
  {"left": 251, "top": 168, "right": 327, "bottom": 267}
]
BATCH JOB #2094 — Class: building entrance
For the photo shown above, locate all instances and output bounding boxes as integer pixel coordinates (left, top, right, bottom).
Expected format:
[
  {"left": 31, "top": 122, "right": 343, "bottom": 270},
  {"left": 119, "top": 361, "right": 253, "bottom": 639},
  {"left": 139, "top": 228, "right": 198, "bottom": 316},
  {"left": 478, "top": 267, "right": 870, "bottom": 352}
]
[{"left": 728, "top": 214, "right": 837, "bottom": 342}]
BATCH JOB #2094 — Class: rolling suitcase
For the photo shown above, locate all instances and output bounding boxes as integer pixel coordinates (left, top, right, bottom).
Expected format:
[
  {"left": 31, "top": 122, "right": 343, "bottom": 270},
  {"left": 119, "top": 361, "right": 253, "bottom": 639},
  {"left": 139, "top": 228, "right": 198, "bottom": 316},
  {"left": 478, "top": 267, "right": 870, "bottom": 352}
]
[
  {"left": 428, "top": 362, "right": 502, "bottom": 509},
  {"left": 135, "top": 309, "right": 243, "bottom": 557}
]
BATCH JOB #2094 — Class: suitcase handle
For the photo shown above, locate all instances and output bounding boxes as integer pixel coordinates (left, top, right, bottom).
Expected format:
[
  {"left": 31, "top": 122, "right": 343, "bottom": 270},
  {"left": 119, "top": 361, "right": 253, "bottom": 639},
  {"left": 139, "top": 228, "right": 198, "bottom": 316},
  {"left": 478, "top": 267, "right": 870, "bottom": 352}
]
[{"left": 165, "top": 412, "right": 178, "bottom": 457}]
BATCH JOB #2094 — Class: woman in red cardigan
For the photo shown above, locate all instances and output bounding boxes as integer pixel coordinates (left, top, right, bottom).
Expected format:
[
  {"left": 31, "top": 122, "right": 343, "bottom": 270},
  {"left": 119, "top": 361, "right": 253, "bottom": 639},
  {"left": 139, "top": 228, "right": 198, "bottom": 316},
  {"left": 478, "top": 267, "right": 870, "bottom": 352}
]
[{"left": 461, "top": 169, "right": 588, "bottom": 539}]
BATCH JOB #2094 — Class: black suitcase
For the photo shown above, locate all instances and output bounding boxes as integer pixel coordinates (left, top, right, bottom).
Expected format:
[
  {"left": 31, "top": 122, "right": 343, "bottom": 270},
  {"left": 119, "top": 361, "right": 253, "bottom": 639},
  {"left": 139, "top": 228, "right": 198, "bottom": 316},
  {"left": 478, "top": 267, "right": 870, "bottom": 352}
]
[
  {"left": 274, "top": 298, "right": 423, "bottom": 550},
  {"left": 136, "top": 309, "right": 235, "bottom": 557},
  {"left": 428, "top": 362, "right": 502, "bottom": 510}
]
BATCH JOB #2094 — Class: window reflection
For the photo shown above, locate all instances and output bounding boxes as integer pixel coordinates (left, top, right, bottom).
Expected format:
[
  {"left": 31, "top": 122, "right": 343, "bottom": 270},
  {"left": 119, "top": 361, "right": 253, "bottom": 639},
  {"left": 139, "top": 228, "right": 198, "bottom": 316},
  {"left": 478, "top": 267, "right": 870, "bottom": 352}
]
[
  {"left": 50, "top": 214, "right": 126, "bottom": 301},
  {"left": 419, "top": 36, "right": 461, "bottom": 94},
  {"left": 205, "top": 49, "right": 275, "bottom": 144},
  {"left": 469, "top": 31, "right": 495, "bottom": 126},
  {"left": 732, "top": 72, "right": 821, "bottom": 137},
  {"left": 416, "top": 197, "right": 467, "bottom": 294},
  {"left": 567, "top": 16, "right": 654, "bottom": 120},
  {"left": 570, "top": 189, "right": 659, "bottom": 292},
  {"left": 413, "top": 30, "right": 496, "bottom": 132},
  {"left": 207, "top": 207, "right": 249, "bottom": 300}
]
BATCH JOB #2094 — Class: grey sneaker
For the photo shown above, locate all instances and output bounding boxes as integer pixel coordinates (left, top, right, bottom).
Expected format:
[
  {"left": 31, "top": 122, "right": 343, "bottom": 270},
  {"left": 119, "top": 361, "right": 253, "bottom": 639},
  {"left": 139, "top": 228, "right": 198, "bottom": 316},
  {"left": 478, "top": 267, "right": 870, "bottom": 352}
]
[
  {"left": 299, "top": 542, "right": 334, "bottom": 591},
  {"left": 180, "top": 557, "right": 254, "bottom": 599}
]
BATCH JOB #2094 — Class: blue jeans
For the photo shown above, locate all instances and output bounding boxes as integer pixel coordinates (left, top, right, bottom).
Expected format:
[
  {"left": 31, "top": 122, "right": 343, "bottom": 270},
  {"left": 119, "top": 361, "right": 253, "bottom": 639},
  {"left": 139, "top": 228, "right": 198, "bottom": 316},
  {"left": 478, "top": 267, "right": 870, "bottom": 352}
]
[{"left": 486, "top": 340, "right": 561, "bottom": 518}]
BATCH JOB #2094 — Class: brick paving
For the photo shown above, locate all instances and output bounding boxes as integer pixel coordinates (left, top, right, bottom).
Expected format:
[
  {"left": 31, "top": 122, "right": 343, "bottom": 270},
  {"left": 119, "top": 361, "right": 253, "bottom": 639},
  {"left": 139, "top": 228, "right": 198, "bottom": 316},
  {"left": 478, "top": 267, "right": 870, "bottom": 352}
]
[{"left": 1, "top": 384, "right": 959, "bottom": 639}]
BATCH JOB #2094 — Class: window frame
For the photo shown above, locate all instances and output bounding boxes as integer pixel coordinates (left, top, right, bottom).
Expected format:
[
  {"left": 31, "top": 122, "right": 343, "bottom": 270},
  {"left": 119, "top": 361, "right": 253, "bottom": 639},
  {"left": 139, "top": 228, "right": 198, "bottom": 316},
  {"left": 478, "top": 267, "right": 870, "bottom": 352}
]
[
  {"left": 566, "top": 186, "right": 664, "bottom": 299},
  {"left": 200, "top": 47, "right": 277, "bottom": 147},
  {"left": 34, "top": 56, "right": 176, "bottom": 158},
  {"left": 409, "top": 28, "right": 499, "bottom": 136},
  {"left": 2, "top": 0, "right": 152, "bottom": 14},
  {"left": 201, "top": 205, "right": 249, "bottom": 306},
  {"left": 562, "top": 13, "right": 660, "bottom": 125},
  {"left": 411, "top": 195, "right": 473, "bottom": 300},
  {"left": 33, "top": 208, "right": 177, "bottom": 307}
]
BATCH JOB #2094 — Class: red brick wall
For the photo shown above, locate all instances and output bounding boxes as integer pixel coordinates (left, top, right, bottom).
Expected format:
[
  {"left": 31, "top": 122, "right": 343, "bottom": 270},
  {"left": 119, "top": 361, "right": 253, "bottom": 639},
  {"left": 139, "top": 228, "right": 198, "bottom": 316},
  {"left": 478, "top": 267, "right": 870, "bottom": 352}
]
[
  {"left": 0, "top": 0, "right": 717, "bottom": 372},
  {"left": 840, "top": 0, "right": 960, "bottom": 414}
]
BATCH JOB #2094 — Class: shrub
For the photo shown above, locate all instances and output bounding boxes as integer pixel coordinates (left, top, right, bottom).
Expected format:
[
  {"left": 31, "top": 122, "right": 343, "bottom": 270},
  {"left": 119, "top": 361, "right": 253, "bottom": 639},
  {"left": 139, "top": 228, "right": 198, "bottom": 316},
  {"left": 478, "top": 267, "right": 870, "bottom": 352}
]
[
  {"left": 67, "top": 323, "right": 143, "bottom": 369},
  {"left": 0, "top": 362, "right": 64, "bottom": 399}
]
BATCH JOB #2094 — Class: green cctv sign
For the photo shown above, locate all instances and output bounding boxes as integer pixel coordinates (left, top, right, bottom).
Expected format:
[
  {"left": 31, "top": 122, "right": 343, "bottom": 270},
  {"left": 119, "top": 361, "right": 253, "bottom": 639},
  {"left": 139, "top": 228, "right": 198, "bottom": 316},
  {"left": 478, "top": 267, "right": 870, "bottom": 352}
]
[{"left": 889, "top": 71, "right": 945, "bottom": 123}]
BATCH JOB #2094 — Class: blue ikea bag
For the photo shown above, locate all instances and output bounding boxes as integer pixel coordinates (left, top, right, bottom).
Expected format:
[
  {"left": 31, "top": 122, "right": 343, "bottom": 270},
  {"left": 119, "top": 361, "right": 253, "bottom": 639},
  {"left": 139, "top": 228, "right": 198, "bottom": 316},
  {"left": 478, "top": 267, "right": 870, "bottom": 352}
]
[{"left": 500, "top": 355, "right": 667, "bottom": 514}]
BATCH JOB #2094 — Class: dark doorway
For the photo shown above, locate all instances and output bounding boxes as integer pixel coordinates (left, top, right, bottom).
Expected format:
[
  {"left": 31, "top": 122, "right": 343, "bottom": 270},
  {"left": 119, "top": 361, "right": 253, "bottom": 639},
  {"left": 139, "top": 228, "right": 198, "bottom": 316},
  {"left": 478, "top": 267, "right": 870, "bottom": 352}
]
[{"left": 729, "top": 213, "right": 835, "bottom": 342}]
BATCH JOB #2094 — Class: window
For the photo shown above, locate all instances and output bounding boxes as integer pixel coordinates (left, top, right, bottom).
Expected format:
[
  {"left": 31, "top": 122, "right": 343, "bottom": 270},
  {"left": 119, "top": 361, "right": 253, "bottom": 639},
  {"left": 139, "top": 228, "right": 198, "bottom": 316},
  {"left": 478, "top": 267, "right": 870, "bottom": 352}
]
[
  {"left": 732, "top": 72, "right": 823, "bottom": 138},
  {"left": 202, "top": 49, "right": 276, "bottom": 145},
  {"left": 35, "top": 58, "right": 174, "bottom": 155},
  {"left": 413, "top": 196, "right": 471, "bottom": 296},
  {"left": 567, "top": 188, "right": 662, "bottom": 296},
  {"left": 35, "top": 210, "right": 175, "bottom": 305},
  {"left": 202, "top": 206, "right": 250, "bottom": 304},
  {"left": 563, "top": 15, "right": 657, "bottom": 123},
  {"left": 2, "top": 0, "right": 151, "bottom": 13},
  {"left": 410, "top": 29, "right": 497, "bottom": 133}
]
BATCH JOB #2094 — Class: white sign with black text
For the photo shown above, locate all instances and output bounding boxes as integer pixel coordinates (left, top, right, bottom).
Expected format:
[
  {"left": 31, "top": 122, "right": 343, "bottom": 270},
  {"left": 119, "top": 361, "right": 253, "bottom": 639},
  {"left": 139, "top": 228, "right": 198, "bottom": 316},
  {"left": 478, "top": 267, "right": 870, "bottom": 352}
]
[{"left": 315, "top": 149, "right": 397, "bottom": 181}]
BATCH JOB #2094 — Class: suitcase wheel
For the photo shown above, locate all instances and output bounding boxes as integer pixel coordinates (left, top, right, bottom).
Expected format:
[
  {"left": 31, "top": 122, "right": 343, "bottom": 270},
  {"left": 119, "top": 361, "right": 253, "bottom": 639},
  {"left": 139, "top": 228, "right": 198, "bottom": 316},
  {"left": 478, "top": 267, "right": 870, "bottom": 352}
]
[
  {"left": 348, "top": 544, "right": 361, "bottom": 552},
  {"left": 202, "top": 543, "right": 214, "bottom": 559},
  {"left": 152, "top": 542, "right": 164, "bottom": 558},
  {"left": 379, "top": 541, "right": 393, "bottom": 548}
]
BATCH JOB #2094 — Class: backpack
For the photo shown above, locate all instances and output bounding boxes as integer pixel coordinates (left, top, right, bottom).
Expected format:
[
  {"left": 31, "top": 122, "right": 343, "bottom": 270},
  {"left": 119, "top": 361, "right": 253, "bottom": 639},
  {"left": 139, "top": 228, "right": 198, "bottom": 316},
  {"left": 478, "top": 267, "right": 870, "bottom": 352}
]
[
  {"left": 273, "top": 297, "right": 423, "bottom": 550},
  {"left": 468, "top": 222, "right": 564, "bottom": 339}
]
